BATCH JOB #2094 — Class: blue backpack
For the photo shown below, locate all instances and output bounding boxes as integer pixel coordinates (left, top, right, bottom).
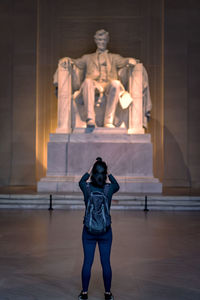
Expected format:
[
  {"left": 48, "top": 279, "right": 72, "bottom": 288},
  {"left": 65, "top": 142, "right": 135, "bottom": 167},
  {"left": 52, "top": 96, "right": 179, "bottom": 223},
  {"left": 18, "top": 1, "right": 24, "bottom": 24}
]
[{"left": 84, "top": 183, "right": 111, "bottom": 234}]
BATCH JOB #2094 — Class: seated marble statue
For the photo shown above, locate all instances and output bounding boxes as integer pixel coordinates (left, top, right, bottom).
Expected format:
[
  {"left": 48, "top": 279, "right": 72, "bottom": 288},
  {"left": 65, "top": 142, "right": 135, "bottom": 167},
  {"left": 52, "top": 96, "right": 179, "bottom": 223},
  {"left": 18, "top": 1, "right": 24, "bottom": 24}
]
[{"left": 54, "top": 29, "right": 152, "bottom": 132}]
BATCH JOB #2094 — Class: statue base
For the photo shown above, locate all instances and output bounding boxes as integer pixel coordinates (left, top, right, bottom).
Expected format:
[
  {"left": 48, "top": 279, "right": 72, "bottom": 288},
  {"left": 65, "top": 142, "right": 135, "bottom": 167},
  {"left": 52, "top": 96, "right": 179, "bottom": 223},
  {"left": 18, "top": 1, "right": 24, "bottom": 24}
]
[{"left": 37, "top": 128, "right": 162, "bottom": 193}]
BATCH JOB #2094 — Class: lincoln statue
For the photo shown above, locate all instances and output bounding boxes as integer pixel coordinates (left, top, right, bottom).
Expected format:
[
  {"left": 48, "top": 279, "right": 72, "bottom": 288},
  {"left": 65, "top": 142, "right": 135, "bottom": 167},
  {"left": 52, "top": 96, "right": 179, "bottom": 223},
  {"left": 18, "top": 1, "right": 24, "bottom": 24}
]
[{"left": 54, "top": 29, "right": 152, "bottom": 131}]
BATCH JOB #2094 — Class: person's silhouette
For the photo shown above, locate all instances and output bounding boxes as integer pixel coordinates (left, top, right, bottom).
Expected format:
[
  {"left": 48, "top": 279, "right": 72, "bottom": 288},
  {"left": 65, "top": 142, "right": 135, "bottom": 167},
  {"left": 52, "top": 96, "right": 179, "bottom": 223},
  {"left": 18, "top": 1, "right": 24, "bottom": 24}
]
[{"left": 78, "top": 157, "right": 119, "bottom": 300}]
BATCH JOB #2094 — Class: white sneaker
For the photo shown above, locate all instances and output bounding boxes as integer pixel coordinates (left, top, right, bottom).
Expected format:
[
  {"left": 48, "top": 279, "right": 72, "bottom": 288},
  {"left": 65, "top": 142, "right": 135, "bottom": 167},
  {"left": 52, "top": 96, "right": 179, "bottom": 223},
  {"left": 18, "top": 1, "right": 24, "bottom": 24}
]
[{"left": 104, "top": 292, "right": 114, "bottom": 299}]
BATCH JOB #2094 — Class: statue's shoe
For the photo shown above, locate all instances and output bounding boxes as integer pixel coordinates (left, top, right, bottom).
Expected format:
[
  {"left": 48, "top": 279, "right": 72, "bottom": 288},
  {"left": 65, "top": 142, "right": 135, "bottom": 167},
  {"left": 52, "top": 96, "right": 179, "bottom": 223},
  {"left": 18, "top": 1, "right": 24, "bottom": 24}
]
[
  {"left": 86, "top": 119, "right": 96, "bottom": 128},
  {"left": 104, "top": 123, "right": 115, "bottom": 128}
]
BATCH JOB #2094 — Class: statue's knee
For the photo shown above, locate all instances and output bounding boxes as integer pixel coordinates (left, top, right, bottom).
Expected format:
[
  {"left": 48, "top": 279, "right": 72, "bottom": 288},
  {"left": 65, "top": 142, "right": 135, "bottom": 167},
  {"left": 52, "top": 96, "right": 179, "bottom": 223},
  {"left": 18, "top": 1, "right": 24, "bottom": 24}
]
[{"left": 110, "top": 80, "right": 121, "bottom": 89}]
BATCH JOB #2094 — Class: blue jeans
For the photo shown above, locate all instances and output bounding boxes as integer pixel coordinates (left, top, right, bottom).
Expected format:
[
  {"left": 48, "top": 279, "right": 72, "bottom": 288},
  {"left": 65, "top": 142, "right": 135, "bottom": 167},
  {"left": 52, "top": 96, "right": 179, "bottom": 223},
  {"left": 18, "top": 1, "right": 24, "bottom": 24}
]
[{"left": 81, "top": 226, "right": 113, "bottom": 292}]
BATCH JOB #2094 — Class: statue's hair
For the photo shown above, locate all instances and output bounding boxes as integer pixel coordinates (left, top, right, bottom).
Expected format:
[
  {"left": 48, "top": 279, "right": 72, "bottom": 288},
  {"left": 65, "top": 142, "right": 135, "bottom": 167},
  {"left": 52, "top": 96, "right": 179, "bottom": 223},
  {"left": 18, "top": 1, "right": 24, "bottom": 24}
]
[{"left": 94, "top": 29, "right": 109, "bottom": 42}]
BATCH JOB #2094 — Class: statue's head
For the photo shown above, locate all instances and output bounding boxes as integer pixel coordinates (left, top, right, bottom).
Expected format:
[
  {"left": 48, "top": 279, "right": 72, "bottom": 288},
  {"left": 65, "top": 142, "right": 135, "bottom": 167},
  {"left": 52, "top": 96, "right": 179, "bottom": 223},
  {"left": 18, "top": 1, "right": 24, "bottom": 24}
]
[
  {"left": 91, "top": 157, "right": 107, "bottom": 188},
  {"left": 94, "top": 29, "right": 109, "bottom": 52}
]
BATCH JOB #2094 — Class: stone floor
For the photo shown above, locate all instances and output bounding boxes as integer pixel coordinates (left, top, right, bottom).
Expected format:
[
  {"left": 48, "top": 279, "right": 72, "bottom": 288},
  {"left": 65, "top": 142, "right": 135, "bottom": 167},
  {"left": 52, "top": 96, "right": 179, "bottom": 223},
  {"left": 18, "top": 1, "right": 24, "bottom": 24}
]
[{"left": 0, "top": 210, "right": 200, "bottom": 300}]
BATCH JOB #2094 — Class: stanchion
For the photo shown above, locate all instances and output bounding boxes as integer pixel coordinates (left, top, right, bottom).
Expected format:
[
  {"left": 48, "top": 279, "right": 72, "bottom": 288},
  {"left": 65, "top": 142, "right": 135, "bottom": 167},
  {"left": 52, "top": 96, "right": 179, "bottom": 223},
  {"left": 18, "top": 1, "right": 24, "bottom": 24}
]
[
  {"left": 144, "top": 195, "right": 149, "bottom": 212},
  {"left": 48, "top": 194, "right": 54, "bottom": 210}
]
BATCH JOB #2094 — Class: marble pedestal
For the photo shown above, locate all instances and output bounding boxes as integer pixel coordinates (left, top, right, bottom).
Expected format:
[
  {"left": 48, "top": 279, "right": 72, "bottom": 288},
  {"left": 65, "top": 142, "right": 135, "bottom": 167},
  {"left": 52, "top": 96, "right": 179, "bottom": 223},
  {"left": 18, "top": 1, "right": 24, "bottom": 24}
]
[{"left": 37, "top": 128, "right": 162, "bottom": 193}]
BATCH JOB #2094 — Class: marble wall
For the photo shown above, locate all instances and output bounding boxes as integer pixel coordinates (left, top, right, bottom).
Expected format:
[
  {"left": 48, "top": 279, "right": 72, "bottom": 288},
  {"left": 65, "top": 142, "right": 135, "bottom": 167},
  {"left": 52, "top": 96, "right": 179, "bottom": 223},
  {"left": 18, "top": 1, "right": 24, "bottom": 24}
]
[
  {"left": 0, "top": 0, "right": 200, "bottom": 189},
  {"left": 164, "top": 0, "right": 200, "bottom": 188},
  {"left": 0, "top": 0, "right": 37, "bottom": 185}
]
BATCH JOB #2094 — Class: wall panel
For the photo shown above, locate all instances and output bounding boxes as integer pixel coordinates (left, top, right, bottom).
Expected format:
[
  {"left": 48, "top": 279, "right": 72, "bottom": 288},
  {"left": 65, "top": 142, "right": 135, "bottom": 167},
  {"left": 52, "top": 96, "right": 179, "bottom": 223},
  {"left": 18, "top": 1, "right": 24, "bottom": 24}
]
[
  {"left": 164, "top": 0, "right": 200, "bottom": 189},
  {"left": 0, "top": 0, "right": 37, "bottom": 186}
]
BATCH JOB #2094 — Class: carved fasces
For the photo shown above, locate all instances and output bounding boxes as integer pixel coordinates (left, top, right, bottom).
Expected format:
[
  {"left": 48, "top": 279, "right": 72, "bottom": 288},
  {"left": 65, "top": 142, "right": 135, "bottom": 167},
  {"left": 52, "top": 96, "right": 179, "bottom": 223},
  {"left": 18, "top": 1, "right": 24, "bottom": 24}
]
[
  {"left": 56, "top": 58, "right": 72, "bottom": 133},
  {"left": 128, "top": 63, "right": 145, "bottom": 134}
]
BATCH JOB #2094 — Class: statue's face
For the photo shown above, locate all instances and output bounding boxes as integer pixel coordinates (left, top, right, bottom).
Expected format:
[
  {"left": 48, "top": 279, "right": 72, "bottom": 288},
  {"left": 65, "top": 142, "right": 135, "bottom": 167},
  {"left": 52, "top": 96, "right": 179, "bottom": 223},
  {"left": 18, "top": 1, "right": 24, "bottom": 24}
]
[{"left": 95, "top": 35, "right": 108, "bottom": 52}]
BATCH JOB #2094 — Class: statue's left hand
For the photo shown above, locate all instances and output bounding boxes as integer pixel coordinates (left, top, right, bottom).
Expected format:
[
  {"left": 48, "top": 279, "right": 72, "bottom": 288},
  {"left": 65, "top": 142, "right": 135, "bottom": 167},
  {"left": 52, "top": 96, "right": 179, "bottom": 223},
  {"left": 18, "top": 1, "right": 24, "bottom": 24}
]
[{"left": 128, "top": 58, "right": 139, "bottom": 66}]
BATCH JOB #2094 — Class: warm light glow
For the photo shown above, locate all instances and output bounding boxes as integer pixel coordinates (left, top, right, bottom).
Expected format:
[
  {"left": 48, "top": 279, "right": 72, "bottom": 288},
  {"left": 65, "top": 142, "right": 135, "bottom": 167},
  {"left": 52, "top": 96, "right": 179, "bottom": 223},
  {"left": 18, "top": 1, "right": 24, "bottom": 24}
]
[{"left": 35, "top": 1, "right": 57, "bottom": 181}]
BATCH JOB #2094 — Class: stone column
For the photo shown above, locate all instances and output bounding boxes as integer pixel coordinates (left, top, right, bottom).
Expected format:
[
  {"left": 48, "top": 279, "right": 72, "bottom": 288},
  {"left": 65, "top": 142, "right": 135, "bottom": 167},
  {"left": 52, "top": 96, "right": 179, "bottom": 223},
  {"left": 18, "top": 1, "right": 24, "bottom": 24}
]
[
  {"left": 56, "top": 60, "right": 72, "bottom": 133},
  {"left": 128, "top": 63, "right": 144, "bottom": 134}
]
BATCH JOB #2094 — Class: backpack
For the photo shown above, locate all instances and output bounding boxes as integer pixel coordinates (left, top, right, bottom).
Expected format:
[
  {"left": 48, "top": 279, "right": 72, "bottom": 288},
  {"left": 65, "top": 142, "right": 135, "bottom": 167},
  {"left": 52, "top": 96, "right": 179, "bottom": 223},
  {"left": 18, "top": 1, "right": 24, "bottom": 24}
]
[{"left": 84, "top": 183, "right": 111, "bottom": 234}]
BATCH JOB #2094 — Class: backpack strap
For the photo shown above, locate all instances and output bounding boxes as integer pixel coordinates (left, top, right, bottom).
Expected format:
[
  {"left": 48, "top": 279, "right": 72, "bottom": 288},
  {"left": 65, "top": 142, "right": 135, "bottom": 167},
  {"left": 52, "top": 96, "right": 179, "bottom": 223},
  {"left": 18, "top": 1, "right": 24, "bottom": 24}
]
[
  {"left": 103, "top": 184, "right": 110, "bottom": 197},
  {"left": 86, "top": 183, "right": 109, "bottom": 195},
  {"left": 85, "top": 183, "right": 91, "bottom": 212},
  {"left": 103, "top": 184, "right": 110, "bottom": 213}
]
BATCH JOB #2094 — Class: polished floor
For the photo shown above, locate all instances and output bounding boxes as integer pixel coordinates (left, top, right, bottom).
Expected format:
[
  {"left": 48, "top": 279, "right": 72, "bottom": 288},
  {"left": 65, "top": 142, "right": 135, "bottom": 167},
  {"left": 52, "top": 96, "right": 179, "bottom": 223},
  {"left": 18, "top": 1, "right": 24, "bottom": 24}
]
[{"left": 0, "top": 210, "right": 200, "bottom": 300}]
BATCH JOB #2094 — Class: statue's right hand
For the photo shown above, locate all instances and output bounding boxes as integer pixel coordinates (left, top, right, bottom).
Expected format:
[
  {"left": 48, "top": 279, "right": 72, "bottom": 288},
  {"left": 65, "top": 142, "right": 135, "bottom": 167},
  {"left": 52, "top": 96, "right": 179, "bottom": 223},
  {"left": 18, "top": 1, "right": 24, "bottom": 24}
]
[{"left": 59, "top": 57, "right": 73, "bottom": 69}]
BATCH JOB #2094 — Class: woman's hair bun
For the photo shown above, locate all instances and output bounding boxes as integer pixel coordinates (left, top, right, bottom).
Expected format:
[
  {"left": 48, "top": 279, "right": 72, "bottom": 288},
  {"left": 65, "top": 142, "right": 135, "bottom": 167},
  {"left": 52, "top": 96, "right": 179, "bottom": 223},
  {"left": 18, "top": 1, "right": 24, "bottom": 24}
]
[{"left": 96, "top": 157, "right": 102, "bottom": 162}]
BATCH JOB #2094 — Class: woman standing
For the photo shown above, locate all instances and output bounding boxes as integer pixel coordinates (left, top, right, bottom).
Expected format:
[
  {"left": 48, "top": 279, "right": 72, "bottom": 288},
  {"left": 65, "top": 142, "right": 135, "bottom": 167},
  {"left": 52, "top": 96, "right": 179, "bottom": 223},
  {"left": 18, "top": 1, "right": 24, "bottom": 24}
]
[{"left": 78, "top": 157, "right": 119, "bottom": 300}]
